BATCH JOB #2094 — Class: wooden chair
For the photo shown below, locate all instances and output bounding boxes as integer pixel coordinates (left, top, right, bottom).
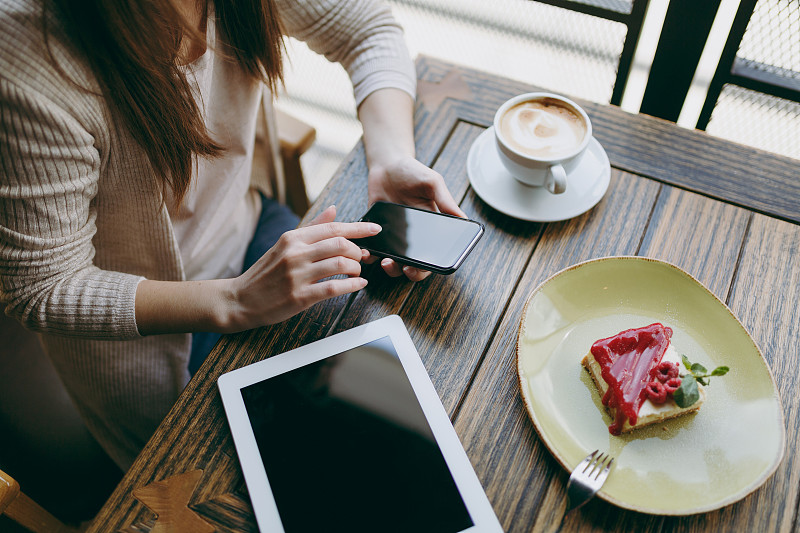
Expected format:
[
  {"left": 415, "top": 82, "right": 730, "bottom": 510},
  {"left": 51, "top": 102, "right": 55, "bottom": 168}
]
[
  {"left": 0, "top": 311, "right": 123, "bottom": 529},
  {"left": 253, "top": 89, "right": 316, "bottom": 218},
  {"left": 0, "top": 468, "right": 78, "bottom": 533}
]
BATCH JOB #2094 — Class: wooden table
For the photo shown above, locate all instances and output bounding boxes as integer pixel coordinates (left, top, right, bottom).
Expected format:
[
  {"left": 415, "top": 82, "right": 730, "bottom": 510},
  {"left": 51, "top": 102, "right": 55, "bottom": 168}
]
[{"left": 92, "top": 56, "right": 800, "bottom": 533}]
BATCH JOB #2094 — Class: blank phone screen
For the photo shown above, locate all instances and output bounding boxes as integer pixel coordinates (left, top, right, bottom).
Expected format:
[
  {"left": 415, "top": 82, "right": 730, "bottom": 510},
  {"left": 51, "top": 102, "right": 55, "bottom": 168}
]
[
  {"left": 352, "top": 203, "right": 483, "bottom": 269},
  {"left": 240, "top": 337, "right": 474, "bottom": 533}
]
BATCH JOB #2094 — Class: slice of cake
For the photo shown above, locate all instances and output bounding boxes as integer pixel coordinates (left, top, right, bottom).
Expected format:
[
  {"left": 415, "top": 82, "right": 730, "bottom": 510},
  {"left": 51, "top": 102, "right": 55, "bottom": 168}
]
[{"left": 581, "top": 323, "right": 705, "bottom": 435}]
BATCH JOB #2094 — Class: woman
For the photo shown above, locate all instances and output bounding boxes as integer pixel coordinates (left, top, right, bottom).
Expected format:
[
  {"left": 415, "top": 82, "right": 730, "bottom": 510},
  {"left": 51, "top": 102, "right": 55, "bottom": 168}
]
[{"left": 0, "top": 0, "right": 464, "bottom": 469}]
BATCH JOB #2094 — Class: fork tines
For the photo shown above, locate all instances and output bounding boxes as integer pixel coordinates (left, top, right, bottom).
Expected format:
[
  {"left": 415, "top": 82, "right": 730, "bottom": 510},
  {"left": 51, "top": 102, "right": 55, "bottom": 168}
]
[
  {"left": 579, "top": 450, "right": 614, "bottom": 481},
  {"left": 565, "top": 450, "right": 615, "bottom": 512}
]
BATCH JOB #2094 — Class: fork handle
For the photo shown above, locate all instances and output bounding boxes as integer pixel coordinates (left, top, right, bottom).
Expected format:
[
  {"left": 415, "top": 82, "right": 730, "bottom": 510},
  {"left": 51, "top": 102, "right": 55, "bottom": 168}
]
[{"left": 565, "top": 479, "right": 595, "bottom": 512}]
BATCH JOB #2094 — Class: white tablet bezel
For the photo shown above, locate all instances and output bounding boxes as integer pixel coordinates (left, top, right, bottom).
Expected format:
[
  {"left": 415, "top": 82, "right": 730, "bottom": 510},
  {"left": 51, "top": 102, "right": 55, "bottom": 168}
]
[{"left": 218, "top": 315, "right": 502, "bottom": 533}]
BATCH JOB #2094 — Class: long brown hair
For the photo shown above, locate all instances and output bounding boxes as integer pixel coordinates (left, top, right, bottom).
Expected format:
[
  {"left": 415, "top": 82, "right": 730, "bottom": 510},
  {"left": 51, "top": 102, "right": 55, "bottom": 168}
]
[{"left": 44, "top": 0, "right": 284, "bottom": 205}]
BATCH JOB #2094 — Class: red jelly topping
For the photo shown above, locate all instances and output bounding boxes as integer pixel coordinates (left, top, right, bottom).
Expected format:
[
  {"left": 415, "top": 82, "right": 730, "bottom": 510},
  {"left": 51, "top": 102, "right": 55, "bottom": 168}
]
[{"left": 590, "top": 323, "right": 673, "bottom": 435}]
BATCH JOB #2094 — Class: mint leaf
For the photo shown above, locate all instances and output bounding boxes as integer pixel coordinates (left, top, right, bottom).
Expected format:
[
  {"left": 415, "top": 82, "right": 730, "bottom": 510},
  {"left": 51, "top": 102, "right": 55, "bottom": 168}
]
[
  {"left": 673, "top": 377, "right": 699, "bottom": 408},
  {"left": 674, "top": 355, "right": 729, "bottom": 400},
  {"left": 679, "top": 355, "right": 730, "bottom": 385},
  {"left": 711, "top": 366, "right": 729, "bottom": 376}
]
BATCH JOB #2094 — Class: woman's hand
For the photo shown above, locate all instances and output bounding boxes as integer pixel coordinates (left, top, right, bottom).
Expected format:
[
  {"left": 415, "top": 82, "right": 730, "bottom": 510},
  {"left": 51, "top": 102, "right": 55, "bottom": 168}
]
[
  {"left": 224, "top": 205, "right": 378, "bottom": 331},
  {"left": 367, "top": 155, "right": 465, "bottom": 216},
  {"left": 366, "top": 155, "right": 465, "bottom": 280},
  {"left": 358, "top": 88, "right": 466, "bottom": 281},
  {"left": 135, "top": 206, "right": 378, "bottom": 335}
]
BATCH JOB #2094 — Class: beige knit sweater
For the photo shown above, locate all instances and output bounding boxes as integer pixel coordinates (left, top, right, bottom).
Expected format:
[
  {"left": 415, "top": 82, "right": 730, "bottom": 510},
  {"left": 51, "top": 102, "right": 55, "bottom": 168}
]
[{"left": 0, "top": 0, "right": 415, "bottom": 468}]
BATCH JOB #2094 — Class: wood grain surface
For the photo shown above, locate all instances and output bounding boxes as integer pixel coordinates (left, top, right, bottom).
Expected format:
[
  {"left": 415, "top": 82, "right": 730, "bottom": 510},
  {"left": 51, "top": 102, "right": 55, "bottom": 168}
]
[
  {"left": 88, "top": 56, "right": 800, "bottom": 533},
  {"left": 721, "top": 215, "right": 800, "bottom": 533}
]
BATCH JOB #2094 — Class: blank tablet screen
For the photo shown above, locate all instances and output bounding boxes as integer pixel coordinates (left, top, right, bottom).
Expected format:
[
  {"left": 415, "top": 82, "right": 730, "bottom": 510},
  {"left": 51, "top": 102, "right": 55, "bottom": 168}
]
[{"left": 241, "top": 336, "right": 474, "bottom": 533}]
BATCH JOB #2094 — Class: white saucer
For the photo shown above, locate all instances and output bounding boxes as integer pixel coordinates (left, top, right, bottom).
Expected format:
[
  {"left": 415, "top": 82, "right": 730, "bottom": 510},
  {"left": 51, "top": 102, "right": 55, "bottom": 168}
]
[{"left": 467, "top": 127, "right": 611, "bottom": 222}]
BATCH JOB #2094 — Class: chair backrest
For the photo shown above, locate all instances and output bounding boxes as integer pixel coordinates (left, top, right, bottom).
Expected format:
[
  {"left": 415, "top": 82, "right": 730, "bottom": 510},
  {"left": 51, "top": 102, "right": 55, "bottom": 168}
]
[
  {"left": 252, "top": 88, "right": 314, "bottom": 218},
  {"left": 0, "top": 469, "right": 78, "bottom": 533}
]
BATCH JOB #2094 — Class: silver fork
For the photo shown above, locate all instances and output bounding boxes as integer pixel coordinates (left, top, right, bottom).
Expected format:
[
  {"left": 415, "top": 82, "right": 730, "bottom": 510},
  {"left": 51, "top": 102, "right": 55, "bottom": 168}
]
[{"left": 565, "top": 450, "right": 615, "bottom": 512}]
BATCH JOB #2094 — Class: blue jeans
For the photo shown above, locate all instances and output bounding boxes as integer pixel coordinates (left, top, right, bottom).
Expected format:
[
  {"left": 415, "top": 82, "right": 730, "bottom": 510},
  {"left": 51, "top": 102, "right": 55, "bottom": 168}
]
[{"left": 188, "top": 195, "right": 300, "bottom": 376}]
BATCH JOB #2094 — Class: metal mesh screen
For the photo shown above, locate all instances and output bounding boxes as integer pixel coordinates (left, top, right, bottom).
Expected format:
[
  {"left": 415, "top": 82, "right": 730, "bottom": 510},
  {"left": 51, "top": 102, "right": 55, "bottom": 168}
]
[
  {"left": 707, "top": 85, "right": 800, "bottom": 158},
  {"left": 570, "top": 0, "right": 632, "bottom": 13},
  {"left": 706, "top": 0, "right": 800, "bottom": 159},
  {"left": 277, "top": 0, "right": 627, "bottom": 199},
  {"left": 390, "top": 0, "right": 626, "bottom": 103},
  {"left": 737, "top": 0, "right": 800, "bottom": 76}
]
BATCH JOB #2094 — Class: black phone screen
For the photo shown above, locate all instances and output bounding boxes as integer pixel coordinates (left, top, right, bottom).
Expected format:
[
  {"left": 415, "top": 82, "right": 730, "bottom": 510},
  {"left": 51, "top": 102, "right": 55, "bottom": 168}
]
[{"left": 351, "top": 202, "right": 484, "bottom": 273}]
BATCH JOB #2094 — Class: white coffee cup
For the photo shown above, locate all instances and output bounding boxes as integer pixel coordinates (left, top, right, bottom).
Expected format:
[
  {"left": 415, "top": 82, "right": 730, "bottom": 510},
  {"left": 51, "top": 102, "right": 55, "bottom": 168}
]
[{"left": 493, "top": 92, "right": 592, "bottom": 194}]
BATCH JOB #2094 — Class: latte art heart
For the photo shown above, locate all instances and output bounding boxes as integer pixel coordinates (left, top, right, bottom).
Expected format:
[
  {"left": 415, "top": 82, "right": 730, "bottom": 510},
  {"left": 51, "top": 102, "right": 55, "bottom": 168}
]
[{"left": 499, "top": 100, "right": 586, "bottom": 159}]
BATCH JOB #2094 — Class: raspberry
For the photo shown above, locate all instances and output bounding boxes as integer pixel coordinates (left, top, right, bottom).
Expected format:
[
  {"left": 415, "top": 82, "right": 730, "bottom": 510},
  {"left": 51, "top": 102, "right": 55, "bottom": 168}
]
[
  {"left": 646, "top": 380, "right": 667, "bottom": 404},
  {"left": 664, "top": 377, "right": 682, "bottom": 394},
  {"left": 655, "top": 361, "right": 679, "bottom": 382}
]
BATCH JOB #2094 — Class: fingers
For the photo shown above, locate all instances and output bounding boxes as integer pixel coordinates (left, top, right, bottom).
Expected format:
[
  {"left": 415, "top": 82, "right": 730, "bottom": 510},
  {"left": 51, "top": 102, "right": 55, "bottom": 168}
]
[
  {"left": 379, "top": 258, "right": 431, "bottom": 281},
  {"left": 430, "top": 179, "right": 467, "bottom": 218},
  {"left": 295, "top": 206, "right": 380, "bottom": 265},
  {"left": 295, "top": 220, "right": 381, "bottom": 244},
  {"left": 306, "top": 256, "right": 363, "bottom": 281},
  {"left": 304, "top": 235, "right": 365, "bottom": 264},
  {"left": 301, "top": 276, "right": 369, "bottom": 305},
  {"left": 399, "top": 163, "right": 466, "bottom": 218},
  {"left": 279, "top": 229, "right": 372, "bottom": 284},
  {"left": 412, "top": 166, "right": 465, "bottom": 217},
  {"left": 304, "top": 204, "right": 337, "bottom": 227},
  {"left": 362, "top": 250, "right": 378, "bottom": 264},
  {"left": 368, "top": 155, "right": 467, "bottom": 219},
  {"left": 380, "top": 258, "right": 404, "bottom": 277},
  {"left": 402, "top": 265, "right": 431, "bottom": 282}
]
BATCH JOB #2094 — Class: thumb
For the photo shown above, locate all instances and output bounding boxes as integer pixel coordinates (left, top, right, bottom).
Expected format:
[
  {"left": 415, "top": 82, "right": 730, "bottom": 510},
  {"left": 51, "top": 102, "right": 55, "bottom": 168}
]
[
  {"left": 305, "top": 204, "right": 337, "bottom": 227},
  {"left": 432, "top": 181, "right": 467, "bottom": 218}
]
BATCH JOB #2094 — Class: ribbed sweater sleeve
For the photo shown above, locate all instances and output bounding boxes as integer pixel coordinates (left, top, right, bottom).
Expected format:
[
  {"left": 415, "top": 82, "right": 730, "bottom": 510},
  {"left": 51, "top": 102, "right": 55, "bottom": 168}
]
[
  {"left": 0, "top": 0, "right": 142, "bottom": 339},
  {"left": 276, "top": 0, "right": 417, "bottom": 106}
]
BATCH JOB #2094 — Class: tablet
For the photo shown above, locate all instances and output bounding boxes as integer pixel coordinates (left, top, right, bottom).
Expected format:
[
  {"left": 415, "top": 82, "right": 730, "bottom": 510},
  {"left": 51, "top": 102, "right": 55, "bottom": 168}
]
[{"left": 218, "top": 315, "right": 502, "bottom": 533}]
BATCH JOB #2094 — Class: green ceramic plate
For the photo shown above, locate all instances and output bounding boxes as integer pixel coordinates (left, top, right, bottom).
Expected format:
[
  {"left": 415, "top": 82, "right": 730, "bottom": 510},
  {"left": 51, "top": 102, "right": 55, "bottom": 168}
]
[{"left": 516, "top": 257, "right": 785, "bottom": 515}]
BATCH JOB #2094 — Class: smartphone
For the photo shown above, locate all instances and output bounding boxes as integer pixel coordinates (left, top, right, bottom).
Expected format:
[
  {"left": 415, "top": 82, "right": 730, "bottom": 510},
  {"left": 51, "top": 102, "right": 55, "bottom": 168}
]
[{"left": 351, "top": 201, "right": 484, "bottom": 274}]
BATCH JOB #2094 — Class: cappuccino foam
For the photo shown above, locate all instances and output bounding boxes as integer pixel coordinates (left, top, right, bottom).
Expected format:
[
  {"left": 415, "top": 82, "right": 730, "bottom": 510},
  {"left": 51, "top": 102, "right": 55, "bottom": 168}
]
[{"left": 499, "top": 99, "right": 586, "bottom": 159}]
